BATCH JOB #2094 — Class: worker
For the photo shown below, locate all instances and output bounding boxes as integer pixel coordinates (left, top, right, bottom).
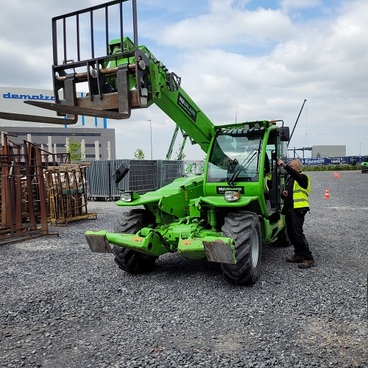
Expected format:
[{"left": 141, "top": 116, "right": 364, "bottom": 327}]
[{"left": 276, "top": 158, "right": 314, "bottom": 269}]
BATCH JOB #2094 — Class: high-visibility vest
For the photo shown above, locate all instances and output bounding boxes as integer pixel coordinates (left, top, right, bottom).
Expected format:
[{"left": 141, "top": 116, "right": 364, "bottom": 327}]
[{"left": 293, "top": 174, "right": 311, "bottom": 209}]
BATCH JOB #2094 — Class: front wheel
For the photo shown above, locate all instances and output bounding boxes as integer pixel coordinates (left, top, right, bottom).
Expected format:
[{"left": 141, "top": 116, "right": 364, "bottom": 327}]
[
  {"left": 112, "top": 209, "right": 157, "bottom": 274},
  {"left": 221, "top": 211, "right": 262, "bottom": 285}
]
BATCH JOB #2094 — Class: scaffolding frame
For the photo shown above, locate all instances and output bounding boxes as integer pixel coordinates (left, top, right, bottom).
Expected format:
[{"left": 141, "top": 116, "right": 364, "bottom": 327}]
[
  {"left": 0, "top": 135, "right": 52, "bottom": 244},
  {"left": 46, "top": 163, "right": 97, "bottom": 225}
]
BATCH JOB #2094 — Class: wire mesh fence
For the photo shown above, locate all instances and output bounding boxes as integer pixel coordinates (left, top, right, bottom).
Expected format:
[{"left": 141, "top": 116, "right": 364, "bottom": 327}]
[{"left": 86, "top": 160, "right": 184, "bottom": 201}]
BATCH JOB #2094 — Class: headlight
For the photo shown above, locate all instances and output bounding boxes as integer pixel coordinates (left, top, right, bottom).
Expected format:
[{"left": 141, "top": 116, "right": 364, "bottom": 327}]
[
  {"left": 224, "top": 190, "right": 240, "bottom": 202},
  {"left": 120, "top": 191, "right": 133, "bottom": 202},
  {"left": 120, "top": 190, "right": 141, "bottom": 202}
]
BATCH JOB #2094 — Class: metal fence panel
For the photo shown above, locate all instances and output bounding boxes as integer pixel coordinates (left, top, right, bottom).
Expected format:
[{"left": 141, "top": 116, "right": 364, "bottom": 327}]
[
  {"left": 110, "top": 159, "right": 130, "bottom": 200},
  {"left": 86, "top": 160, "right": 185, "bottom": 200},
  {"left": 86, "top": 160, "right": 111, "bottom": 200},
  {"left": 128, "top": 160, "right": 159, "bottom": 193},
  {"left": 159, "top": 160, "right": 184, "bottom": 186}
]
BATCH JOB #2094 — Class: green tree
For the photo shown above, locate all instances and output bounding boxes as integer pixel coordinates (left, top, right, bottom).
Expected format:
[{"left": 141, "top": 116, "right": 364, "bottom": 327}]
[
  {"left": 134, "top": 148, "right": 145, "bottom": 159},
  {"left": 67, "top": 141, "right": 82, "bottom": 162}
]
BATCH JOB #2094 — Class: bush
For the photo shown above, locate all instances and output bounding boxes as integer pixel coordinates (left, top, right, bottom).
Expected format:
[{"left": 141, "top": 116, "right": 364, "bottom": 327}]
[{"left": 304, "top": 164, "right": 359, "bottom": 171}]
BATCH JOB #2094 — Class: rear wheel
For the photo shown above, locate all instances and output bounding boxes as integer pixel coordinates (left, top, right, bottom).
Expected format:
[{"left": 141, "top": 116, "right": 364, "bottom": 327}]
[
  {"left": 221, "top": 211, "right": 262, "bottom": 285},
  {"left": 112, "top": 209, "right": 157, "bottom": 274}
]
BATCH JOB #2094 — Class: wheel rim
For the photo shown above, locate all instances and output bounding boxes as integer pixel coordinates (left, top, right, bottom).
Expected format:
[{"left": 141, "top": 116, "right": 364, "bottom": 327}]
[{"left": 250, "top": 228, "right": 260, "bottom": 268}]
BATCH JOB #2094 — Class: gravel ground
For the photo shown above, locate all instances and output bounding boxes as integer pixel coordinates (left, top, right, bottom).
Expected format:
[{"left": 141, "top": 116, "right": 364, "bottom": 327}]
[{"left": 1, "top": 170, "right": 367, "bottom": 368}]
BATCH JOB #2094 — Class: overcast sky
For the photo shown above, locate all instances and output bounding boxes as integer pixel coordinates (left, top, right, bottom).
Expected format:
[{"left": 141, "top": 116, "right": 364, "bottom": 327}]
[{"left": 1, "top": 0, "right": 367, "bottom": 159}]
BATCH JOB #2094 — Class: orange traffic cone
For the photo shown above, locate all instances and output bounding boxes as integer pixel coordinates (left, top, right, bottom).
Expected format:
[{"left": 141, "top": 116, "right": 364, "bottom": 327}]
[
  {"left": 324, "top": 188, "right": 330, "bottom": 199},
  {"left": 334, "top": 171, "right": 341, "bottom": 179}
]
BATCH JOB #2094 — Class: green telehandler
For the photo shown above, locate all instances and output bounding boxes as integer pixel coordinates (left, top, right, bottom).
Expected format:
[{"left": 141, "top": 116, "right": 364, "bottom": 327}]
[{"left": 0, "top": 0, "right": 291, "bottom": 285}]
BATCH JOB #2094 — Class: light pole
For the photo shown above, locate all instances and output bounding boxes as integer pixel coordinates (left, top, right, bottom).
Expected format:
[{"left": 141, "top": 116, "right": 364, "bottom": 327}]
[
  {"left": 148, "top": 120, "right": 153, "bottom": 159},
  {"left": 359, "top": 143, "right": 362, "bottom": 156}
]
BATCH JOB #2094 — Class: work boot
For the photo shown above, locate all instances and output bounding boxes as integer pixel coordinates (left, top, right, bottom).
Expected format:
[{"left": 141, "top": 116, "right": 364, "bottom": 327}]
[
  {"left": 286, "top": 254, "right": 304, "bottom": 263},
  {"left": 298, "top": 259, "right": 315, "bottom": 269}
]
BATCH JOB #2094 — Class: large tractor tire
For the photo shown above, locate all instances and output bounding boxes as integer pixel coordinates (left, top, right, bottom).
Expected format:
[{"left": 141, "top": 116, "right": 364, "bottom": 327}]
[
  {"left": 112, "top": 209, "right": 158, "bottom": 274},
  {"left": 221, "top": 211, "right": 262, "bottom": 285}
]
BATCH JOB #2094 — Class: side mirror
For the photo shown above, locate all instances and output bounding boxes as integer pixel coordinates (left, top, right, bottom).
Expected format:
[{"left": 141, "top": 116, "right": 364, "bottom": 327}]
[
  {"left": 112, "top": 162, "right": 129, "bottom": 184},
  {"left": 279, "top": 126, "right": 290, "bottom": 142}
]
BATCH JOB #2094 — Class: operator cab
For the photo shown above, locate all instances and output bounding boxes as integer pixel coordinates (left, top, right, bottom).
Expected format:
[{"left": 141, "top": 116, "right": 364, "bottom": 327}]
[{"left": 205, "top": 121, "right": 288, "bottom": 215}]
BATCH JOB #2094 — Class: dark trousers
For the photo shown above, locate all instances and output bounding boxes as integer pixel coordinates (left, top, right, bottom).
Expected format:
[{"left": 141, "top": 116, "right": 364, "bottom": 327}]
[{"left": 285, "top": 209, "right": 313, "bottom": 260}]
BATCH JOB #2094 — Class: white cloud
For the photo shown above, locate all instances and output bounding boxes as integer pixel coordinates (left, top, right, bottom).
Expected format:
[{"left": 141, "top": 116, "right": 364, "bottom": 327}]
[{"left": 159, "top": 2, "right": 293, "bottom": 49}]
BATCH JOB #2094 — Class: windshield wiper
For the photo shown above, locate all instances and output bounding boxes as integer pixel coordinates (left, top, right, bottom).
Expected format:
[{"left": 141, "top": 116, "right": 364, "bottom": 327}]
[{"left": 227, "top": 149, "right": 258, "bottom": 186}]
